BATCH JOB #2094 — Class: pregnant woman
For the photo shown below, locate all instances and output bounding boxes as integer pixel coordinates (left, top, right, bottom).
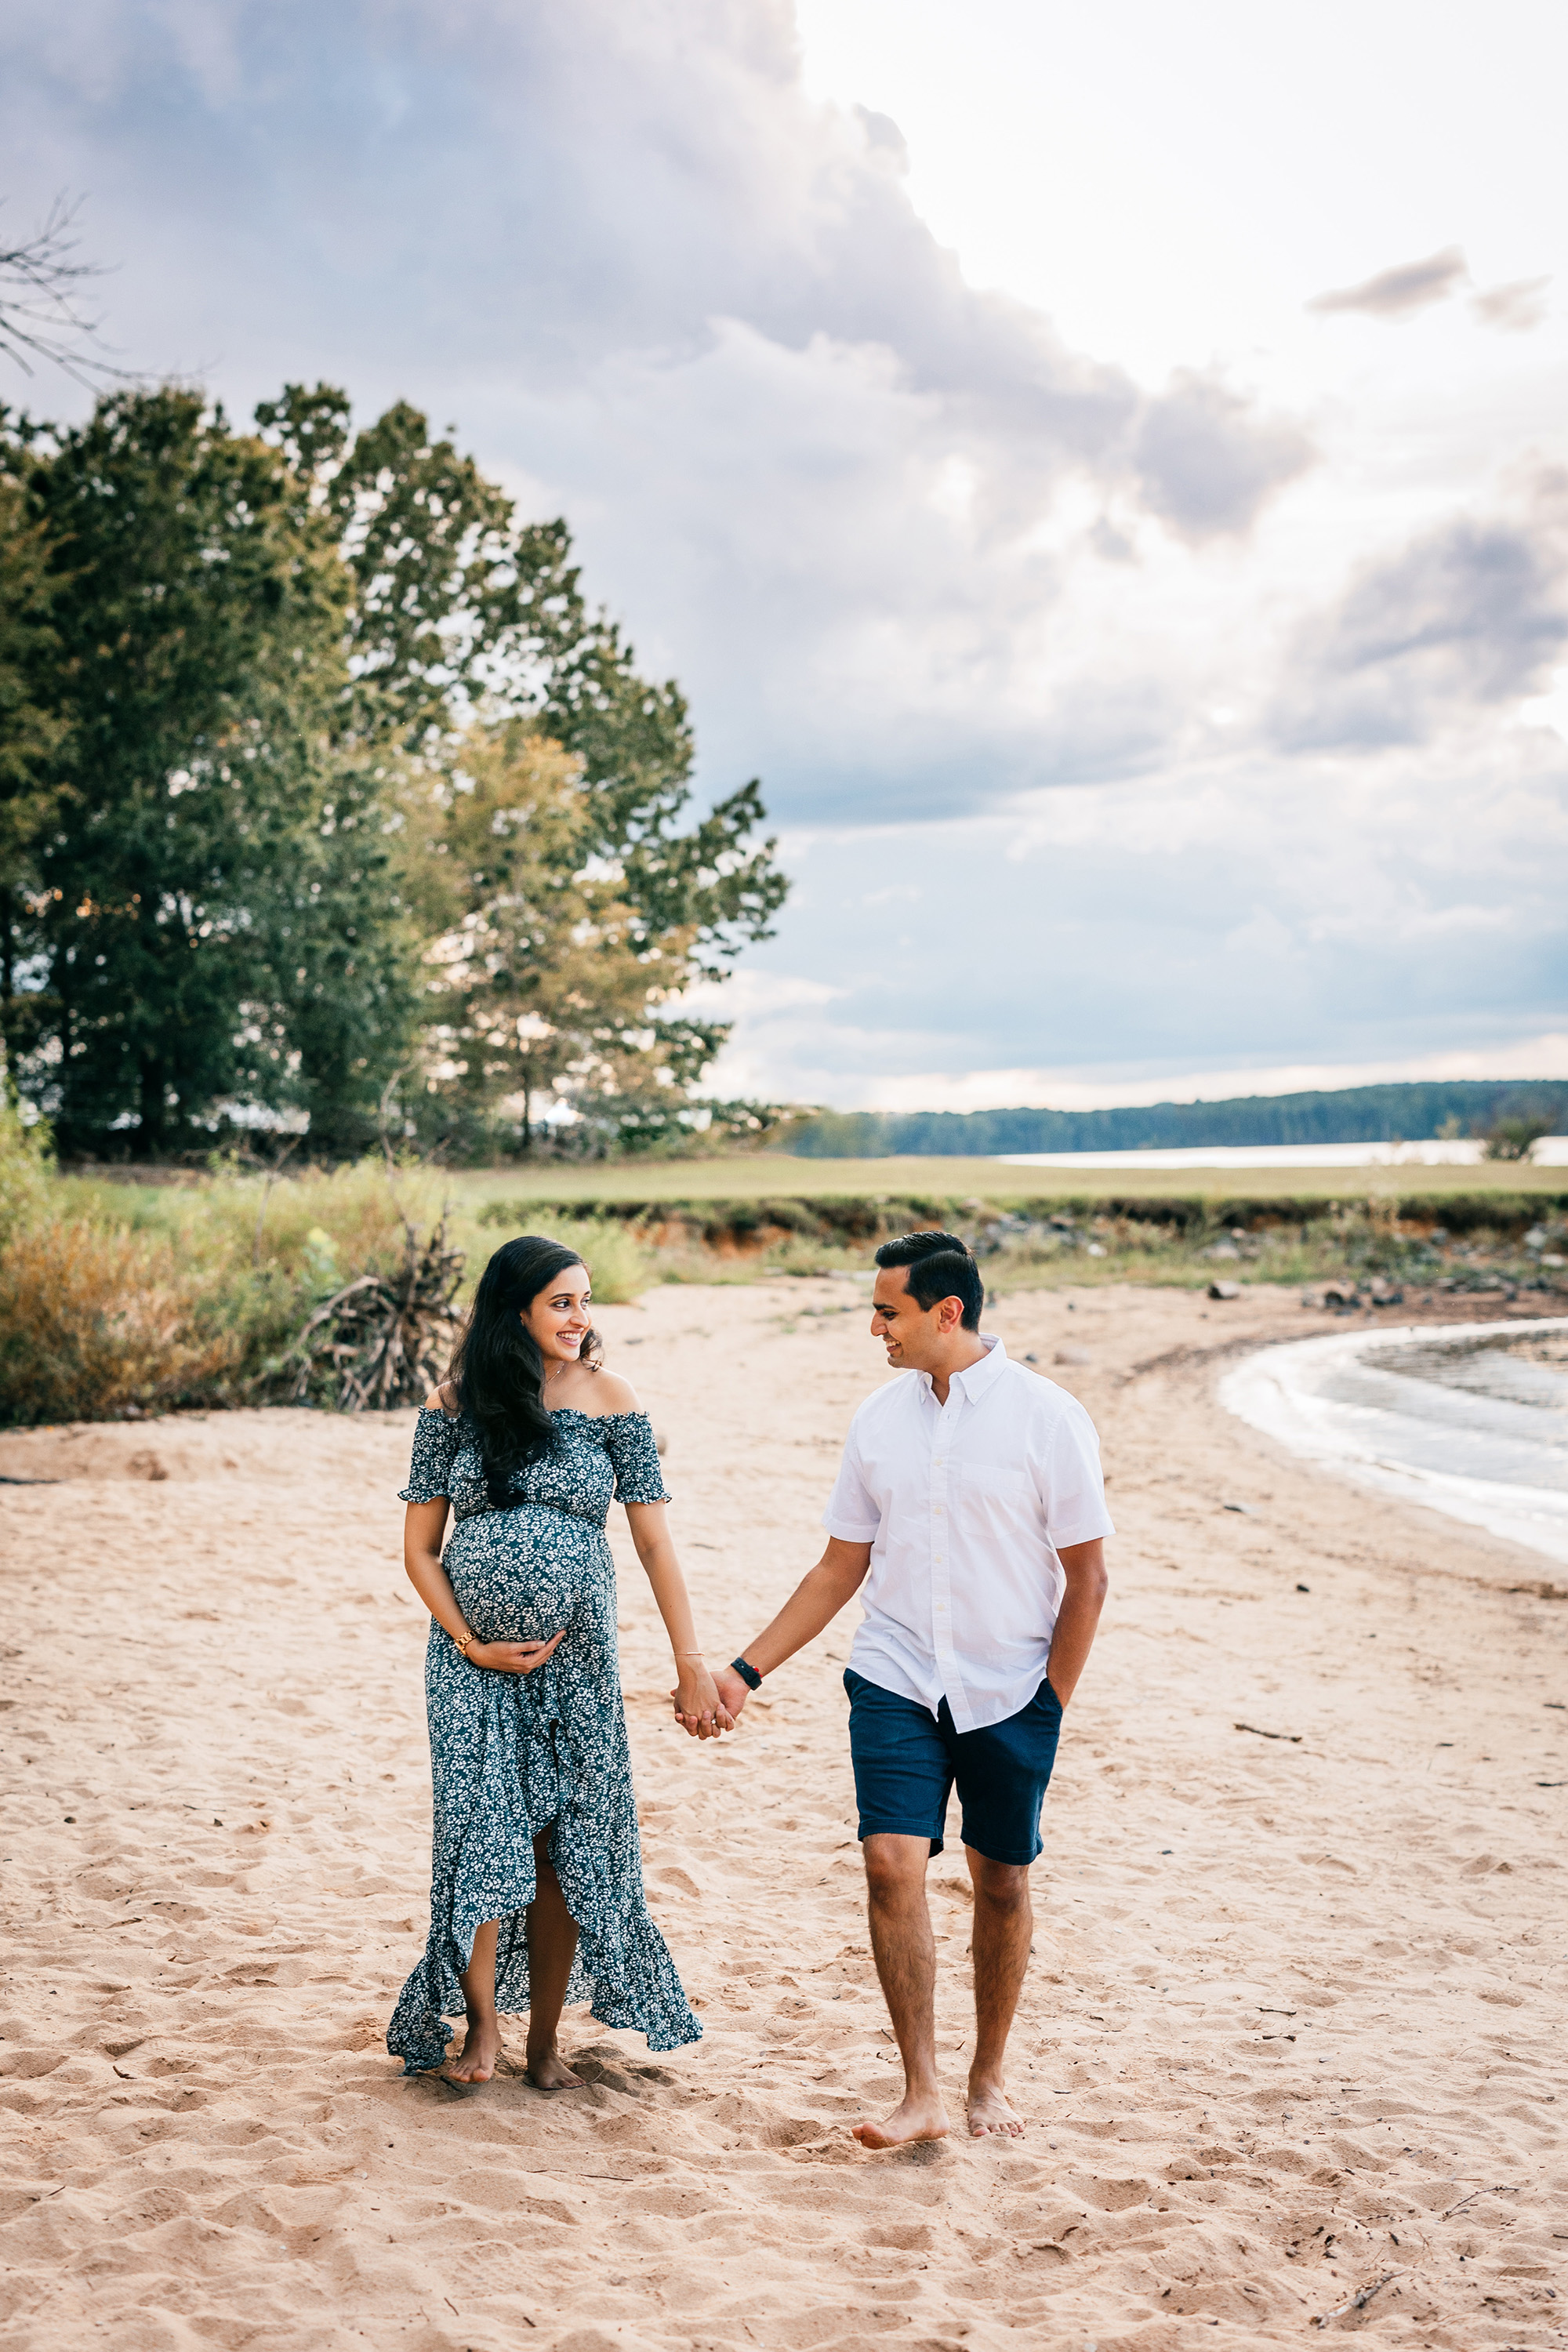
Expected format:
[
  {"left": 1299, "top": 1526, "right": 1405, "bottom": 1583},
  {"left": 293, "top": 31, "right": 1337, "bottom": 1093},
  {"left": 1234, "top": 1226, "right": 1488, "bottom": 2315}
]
[{"left": 388, "top": 1234, "right": 730, "bottom": 2085}]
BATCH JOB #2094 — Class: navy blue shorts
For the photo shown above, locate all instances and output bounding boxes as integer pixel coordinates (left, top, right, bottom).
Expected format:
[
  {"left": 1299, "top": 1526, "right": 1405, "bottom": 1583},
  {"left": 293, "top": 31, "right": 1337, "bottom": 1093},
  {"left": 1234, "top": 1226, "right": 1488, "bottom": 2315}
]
[{"left": 844, "top": 1668, "right": 1064, "bottom": 1866}]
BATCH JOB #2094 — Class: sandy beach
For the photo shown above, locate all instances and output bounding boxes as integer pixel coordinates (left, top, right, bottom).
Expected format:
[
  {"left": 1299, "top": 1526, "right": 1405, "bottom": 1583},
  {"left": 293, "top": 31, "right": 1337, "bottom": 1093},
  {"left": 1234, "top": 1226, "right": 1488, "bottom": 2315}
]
[{"left": 2, "top": 1276, "right": 1566, "bottom": 2352}]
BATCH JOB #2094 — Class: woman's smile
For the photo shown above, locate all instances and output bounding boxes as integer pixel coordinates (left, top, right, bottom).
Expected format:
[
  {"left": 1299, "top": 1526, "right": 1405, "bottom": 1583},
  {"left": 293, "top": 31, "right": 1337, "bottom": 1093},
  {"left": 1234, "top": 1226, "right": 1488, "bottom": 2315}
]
[{"left": 531, "top": 1273, "right": 594, "bottom": 1358}]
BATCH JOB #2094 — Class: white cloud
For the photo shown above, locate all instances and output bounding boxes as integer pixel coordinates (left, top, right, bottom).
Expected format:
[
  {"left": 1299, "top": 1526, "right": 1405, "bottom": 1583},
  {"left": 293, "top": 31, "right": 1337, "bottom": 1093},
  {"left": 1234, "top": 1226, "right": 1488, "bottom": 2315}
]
[
  {"left": 1520, "top": 666, "right": 1568, "bottom": 739},
  {"left": 702, "top": 735, "right": 1568, "bottom": 1105},
  {"left": 1308, "top": 247, "right": 1470, "bottom": 322},
  {"left": 1272, "top": 479, "right": 1568, "bottom": 751},
  {"left": 818, "top": 1033, "right": 1568, "bottom": 1116},
  {"left": 1472, "top": 278, "right": 1552, "bottom": 334}
]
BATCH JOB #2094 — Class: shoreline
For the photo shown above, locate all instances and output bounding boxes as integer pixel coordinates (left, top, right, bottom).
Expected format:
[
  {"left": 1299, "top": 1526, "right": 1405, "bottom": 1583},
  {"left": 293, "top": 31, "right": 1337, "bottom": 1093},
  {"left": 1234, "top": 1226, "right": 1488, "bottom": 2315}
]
[{"left": 1221, "top": 1316, "right": 1568, "bottom": 1571}]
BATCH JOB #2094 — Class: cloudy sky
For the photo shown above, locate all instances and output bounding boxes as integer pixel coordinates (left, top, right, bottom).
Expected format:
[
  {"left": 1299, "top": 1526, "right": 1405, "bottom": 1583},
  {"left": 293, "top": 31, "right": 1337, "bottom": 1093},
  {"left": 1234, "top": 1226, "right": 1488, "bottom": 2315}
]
[{"left": 4, "top": 0, "right": 1566, "bottom": 1109}]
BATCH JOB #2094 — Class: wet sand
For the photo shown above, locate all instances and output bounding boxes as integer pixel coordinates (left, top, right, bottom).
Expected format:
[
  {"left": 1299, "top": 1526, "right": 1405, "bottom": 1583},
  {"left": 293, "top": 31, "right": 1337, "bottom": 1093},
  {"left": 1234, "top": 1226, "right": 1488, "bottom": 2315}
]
[{"left": 2, "top": 1279, "right": 1566, "bottom": 2350}]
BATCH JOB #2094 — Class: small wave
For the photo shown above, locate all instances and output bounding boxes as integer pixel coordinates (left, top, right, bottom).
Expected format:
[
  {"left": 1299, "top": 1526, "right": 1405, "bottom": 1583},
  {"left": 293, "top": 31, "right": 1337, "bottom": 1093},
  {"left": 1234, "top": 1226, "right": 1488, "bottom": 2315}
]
[{"left": 1218, "top": 1318, "right": 1568, "bottom": 1566}]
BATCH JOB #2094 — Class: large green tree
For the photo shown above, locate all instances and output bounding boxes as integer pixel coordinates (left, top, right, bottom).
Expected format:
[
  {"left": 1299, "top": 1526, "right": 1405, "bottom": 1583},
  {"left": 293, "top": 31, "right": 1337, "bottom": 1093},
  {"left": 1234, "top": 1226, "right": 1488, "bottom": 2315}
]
[
  {"left": 6, "top": 389, "right": 413, "bottom": 1154},
  {"left": 400, "top": 724, "right": 695, "bottom": 1150},
  {"left": 256, "top": 387, "right": 789, "bottom": 1131}
]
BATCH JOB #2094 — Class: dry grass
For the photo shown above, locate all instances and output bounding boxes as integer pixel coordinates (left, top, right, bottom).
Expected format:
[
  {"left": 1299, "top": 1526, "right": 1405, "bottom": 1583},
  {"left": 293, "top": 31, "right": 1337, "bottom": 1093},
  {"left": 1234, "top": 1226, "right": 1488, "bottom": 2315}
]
[
  {"left": 0, "top": 1142, "right": 662, "bottom": 1426},
  {"left": 0, "top": 1218, "right": 241, "bottom": 1426}
]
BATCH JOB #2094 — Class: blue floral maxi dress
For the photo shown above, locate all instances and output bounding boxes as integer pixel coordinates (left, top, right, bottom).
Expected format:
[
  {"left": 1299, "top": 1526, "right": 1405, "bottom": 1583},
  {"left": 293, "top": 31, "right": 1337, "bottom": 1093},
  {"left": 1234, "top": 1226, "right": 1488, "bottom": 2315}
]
[{"left": 387, "top": 1404, "right": 702, "bottom": 2073}]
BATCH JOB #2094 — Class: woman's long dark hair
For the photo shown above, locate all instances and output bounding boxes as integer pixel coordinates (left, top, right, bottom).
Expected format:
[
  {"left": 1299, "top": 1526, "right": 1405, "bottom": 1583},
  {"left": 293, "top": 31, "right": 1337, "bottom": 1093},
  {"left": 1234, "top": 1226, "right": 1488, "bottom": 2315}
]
[{"left": 447, "top": 1236, "right": 595, "bottom": 1505}]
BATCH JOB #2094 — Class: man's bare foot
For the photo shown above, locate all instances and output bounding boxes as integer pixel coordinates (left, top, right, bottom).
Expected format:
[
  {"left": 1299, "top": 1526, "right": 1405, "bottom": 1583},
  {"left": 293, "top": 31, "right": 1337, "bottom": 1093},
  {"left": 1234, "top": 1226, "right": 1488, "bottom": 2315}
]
[
  {"left": 524, "top": 2045, "right": 586, "bottom": 2091},
  {"left": 851, "top": 2089, "right": 949, "bottom": 2150},
  {"left": 967, "top": 2077, "right": 1025, "bottom": 2138},
  {"left": 445, "top": 2016, "right": 502, "bottom": 2082}
]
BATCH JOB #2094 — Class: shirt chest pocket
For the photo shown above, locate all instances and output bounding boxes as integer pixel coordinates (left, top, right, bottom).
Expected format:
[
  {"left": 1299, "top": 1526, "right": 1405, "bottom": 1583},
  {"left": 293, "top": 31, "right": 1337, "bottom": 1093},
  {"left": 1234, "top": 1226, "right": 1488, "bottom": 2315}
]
[{"left": 949, "top": 1461, "right": 1037, "bottom": 1516}]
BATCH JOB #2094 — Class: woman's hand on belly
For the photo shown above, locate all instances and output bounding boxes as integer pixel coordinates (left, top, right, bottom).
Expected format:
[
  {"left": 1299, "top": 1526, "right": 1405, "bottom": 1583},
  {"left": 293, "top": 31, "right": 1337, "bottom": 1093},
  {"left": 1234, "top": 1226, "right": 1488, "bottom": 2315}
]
[{"left": 467, "top": 1631, "right": 565, "bottom": 1676}]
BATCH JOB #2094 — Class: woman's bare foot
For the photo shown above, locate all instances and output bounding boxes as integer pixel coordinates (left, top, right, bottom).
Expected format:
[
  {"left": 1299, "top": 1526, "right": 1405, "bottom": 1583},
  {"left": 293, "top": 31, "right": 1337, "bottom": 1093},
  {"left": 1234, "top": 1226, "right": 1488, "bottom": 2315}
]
[
  {"left": 851, "top": 2088, "right": 949, "bottom": 2149},
  {"left": 967, "top": 2075, "right": 1025, "bottom": 2138},
  {"left": 525, "top": 2044, "right": 586, "bottom": 2091},
  {"left": 445, "top": 2015, "right": 502, "bottom": 2082}
]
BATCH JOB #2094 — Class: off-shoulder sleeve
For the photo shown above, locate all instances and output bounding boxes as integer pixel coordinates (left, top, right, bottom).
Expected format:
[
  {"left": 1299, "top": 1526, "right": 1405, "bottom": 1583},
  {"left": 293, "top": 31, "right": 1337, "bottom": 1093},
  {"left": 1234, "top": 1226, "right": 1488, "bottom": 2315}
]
[
  {"left": 604, "top": 1411, "right": 672, "bottom": 1504},
  {"left": 399, "top": 1406, "right": 462, "bottom": 1503}
]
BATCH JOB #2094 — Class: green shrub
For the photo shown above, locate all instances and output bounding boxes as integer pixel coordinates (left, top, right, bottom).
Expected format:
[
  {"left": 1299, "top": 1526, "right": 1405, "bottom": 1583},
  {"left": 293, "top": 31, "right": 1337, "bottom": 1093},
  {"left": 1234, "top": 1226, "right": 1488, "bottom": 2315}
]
[{"left": 0, "top": 1099, "right": 52, "bottom": 1247}]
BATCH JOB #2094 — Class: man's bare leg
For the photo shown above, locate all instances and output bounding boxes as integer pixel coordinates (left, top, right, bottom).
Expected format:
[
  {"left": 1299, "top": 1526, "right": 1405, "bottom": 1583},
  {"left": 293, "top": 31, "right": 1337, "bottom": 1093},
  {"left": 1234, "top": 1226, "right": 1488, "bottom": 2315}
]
[
  {"left": 524, "top": 1827, "right": 585, "bottom": 2090},
  {"left": 448, "top": 1917, "right": 503, "bottom": 2081},
  {"left": 851, "top": 1833, "right": 949, "bottom": 2148},
  {"left": 965, "top": 1847, "right": 1033, "bottom": 2136}
]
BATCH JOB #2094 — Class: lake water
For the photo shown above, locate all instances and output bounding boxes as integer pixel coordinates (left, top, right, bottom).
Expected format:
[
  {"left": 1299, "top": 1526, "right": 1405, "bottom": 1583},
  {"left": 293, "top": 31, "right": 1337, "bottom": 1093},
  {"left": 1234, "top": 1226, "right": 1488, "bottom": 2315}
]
[
  {"left": 997, "top": 1139, "right": 1568, "bottom": 1171},
  {"left": 1218, "top": 1318, "right": 1568, "bottom": 1566}
]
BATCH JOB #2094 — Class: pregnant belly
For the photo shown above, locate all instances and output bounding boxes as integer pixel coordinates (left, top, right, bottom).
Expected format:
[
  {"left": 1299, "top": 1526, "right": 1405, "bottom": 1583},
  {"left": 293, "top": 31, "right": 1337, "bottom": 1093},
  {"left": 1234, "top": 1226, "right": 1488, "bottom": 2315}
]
[{"left": 445, "top": 1507, "right": 609, "bottom": 1644}]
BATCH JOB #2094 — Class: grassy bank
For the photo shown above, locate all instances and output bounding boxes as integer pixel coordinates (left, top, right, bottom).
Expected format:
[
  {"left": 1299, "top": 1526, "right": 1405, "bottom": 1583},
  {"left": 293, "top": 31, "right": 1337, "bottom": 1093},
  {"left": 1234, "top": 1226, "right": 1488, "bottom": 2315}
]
[
  {"left": 437, "top": 1152, "right": 1568, "bottom": 1207},
  {"left": 4, "top": 1119, "right": 1565, "bottom": 1426},
  {"left": 477, "top": 1185, "right": 1568, "bottom": 1296}
]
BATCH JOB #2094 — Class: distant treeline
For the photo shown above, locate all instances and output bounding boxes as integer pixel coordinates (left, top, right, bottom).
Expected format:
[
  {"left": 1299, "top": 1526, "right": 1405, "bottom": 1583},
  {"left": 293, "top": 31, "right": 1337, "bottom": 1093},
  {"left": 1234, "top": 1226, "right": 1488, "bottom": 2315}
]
[{"left": 782, "top": 1081, "right": 1568, "bottom": 1159}]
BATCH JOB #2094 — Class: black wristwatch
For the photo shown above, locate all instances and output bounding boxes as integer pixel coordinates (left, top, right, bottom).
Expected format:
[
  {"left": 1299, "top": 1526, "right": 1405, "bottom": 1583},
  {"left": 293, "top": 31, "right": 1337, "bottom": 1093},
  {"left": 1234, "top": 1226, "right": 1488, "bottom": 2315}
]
[{"left": 730, "top": 1655, "right": 763, "bottom": 1691}]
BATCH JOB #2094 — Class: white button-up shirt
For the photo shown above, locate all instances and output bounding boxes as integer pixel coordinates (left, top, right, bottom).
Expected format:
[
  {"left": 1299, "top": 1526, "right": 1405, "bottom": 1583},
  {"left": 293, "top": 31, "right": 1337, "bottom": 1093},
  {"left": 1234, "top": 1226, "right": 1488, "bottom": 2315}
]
[{"left": 822, "top": 1335, "right": 1113, "bottom": 1733}]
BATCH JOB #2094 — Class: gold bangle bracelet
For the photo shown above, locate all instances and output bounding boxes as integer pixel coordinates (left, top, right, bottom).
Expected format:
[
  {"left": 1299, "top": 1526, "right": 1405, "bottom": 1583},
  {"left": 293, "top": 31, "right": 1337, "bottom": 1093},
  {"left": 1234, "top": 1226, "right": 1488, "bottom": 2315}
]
[{"left": 455, "top": 1628, "right": 477, "bottom": 1656}]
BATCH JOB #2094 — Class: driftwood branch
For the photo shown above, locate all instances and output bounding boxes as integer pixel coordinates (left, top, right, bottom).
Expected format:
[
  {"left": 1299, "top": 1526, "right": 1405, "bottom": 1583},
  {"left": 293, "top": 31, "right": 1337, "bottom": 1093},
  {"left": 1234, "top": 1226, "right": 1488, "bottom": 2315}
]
[
  {"left": 1439, "top": 2183, "right": 1521, "bottom": 2221},
  {"left": 278, "top": 1219, "right": 465, "bottom": 1410},
  {"left": 1314, "top": 2269, "right": 1404, "bottom": 2326}
]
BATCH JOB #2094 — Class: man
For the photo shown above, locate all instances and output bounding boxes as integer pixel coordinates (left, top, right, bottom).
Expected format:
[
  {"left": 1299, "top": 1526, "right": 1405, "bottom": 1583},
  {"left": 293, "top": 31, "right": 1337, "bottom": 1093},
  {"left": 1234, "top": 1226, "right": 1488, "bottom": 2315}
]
[{"left": 713, "top": 1229, "right": 1111, "bottom": 2147}]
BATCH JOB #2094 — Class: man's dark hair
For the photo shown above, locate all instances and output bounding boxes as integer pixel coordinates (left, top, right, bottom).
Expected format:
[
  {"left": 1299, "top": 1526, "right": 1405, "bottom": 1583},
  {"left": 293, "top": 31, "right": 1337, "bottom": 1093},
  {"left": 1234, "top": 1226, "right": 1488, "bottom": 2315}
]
[{"left": 873, "top": 1229, "right": 984, "bottom": 1332}]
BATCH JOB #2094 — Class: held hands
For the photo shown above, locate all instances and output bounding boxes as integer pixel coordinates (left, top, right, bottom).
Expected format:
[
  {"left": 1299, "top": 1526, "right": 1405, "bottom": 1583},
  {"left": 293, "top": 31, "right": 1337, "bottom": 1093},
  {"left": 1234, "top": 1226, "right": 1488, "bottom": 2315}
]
[
  {"left": 670, "top": 1661, "right": 735, "bottom": 1740},
  {"left": 465, "top": 1630, "right": 565, "bottom": 1675},
  {"left": 710, "top": 1664, "right": 752, "bottom": 1724}
]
